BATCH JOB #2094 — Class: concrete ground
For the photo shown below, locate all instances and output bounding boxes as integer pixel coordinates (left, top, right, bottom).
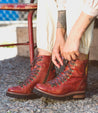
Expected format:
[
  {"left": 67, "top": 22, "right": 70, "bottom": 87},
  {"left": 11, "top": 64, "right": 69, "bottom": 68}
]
[{"left": 0, "top": 55, "right": 98, "bottom": 113}]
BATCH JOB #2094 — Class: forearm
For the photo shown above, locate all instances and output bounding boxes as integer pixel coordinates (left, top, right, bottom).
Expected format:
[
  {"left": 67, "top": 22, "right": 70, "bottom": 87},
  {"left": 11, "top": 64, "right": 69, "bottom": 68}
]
[
  {"left": 69, "top": 11, "right": 95, "bottom": 40},
  {"left": 57, "top": 10, "right": 66, "bottom": 36}
]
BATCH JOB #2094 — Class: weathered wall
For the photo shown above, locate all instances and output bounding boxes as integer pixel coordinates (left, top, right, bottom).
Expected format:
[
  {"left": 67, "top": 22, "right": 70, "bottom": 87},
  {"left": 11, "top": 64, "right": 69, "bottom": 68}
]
[{"left": 17, "top": 27, "right": 98, "bottom": 60}]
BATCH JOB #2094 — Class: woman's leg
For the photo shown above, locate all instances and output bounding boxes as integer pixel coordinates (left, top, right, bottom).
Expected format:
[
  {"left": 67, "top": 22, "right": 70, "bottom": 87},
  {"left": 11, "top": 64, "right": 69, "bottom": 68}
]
[
  {"left": 6, "top": 0, "right": 58, "bottom": 99},
  {"left": 37, "top": 0, "right": 58, "bottom": 55},
  {"left": 33, "top": 0, "right": 95, "bottom": 100}
]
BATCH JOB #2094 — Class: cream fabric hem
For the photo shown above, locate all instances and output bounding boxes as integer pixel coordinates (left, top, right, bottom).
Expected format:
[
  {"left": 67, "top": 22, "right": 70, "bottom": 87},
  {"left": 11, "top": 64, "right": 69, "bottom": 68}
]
[{"left": 37, "top": 0, "right": 94, "bottom": 54}]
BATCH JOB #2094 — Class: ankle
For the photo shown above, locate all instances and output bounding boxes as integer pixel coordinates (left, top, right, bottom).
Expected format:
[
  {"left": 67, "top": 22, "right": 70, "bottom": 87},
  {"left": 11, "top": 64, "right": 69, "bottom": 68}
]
[
  {"left": 38, "top": 48, "right": 52, "bottom": 56},
  {"left": 78, "top": 53, "right": 88, "bottom": 60}
]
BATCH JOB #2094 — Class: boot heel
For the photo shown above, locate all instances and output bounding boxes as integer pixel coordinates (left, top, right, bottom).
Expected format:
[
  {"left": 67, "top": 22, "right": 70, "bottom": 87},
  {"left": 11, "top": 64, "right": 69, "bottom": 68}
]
[{"left": 73, "top": 94, "right": 85, "bottom": 99}]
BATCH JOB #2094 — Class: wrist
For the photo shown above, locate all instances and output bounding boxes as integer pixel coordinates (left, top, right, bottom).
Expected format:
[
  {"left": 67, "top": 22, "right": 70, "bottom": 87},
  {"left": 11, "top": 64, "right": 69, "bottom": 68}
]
[
  {"left": 56, "top": 28, "right": 66, "bottom": 36},
  {"left": 69, "top": 28, "right": 82, "bottom": 41},
  {"left": 69, "top": 11, "right": 94, "bottom": 40}
]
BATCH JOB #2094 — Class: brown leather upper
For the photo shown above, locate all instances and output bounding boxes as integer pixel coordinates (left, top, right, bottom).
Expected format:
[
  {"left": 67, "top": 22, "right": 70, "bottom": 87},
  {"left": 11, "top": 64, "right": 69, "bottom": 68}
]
[
  {"left": 35, "top": 59, "right": 88, "bottom": 95},
  {"left": 7, "top": 55, "right": 56, "bottom": 94}
]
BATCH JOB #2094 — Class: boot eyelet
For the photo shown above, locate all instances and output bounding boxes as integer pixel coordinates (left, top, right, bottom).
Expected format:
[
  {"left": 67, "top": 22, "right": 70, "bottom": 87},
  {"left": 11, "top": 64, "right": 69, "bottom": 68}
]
[
  {"left": 38, "top": 70, "right": 40, "bottom": 72},
  {"left": 74, "top": 64, "right": 77, "bottom": 66},
  {"left": 62, "top": 81, "right": 64, "bottom": 83},
  {"left": 51, "top": 84, "right": 54, "bottom": 87},
  {"left": 58, "top": 83, "right": 61, "bottom": 85},
  {"left": 71, "top": 70, "right": 74, "bottom": 72}
]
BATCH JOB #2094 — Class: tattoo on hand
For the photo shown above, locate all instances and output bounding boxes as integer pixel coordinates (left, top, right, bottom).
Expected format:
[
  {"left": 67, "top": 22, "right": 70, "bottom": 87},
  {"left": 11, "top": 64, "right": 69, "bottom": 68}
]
[{"left": 57, "top": 10, "right": 66, "bottom": 29}]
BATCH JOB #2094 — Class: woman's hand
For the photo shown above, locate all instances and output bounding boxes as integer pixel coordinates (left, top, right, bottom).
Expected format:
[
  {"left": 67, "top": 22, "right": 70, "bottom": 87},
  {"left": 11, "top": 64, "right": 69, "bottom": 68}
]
[
  {"left": 62, "top": 36, "right": 80, "bottom": 61},
  {"left": 61, "top": 11, "right": 95, "bottom": 61},
  {"left": 52, "top": 28, "right": 65, "bottom": 68}
]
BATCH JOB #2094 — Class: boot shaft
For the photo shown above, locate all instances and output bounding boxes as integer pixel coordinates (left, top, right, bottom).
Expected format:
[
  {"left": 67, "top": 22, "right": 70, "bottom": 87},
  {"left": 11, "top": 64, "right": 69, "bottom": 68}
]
[
  {"left": 63, "top": 59, "right": 88, "bottom": 91},
  {"left": 64, "top": 59, "right": 88, "bottom": 77}
]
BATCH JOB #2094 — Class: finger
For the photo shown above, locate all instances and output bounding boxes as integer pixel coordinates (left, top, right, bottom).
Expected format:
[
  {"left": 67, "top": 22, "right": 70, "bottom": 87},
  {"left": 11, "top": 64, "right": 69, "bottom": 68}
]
[
  {"left": 62, "top": 52, "right": 67, "bottom": 60},
  {"left": 75, "top": 51, "right": 80, "bottom": 57},
  {"left": 52, "top": 55, "right": 60, "bottom": 68},
  {"left": 70, "top": 52, "right": 77, "bottom": 60},
  {"left": 56, "top": 53, "right": 63, "bottom": 66},
  {"left": 66, "top": 54, "right": 72, "bottom": 61}
]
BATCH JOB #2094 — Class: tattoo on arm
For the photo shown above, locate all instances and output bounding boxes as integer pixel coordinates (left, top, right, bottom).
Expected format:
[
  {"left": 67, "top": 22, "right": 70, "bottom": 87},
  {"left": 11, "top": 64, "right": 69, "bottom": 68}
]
[{"left": 57, "top": 10, "right": 66, "bottom": 29}]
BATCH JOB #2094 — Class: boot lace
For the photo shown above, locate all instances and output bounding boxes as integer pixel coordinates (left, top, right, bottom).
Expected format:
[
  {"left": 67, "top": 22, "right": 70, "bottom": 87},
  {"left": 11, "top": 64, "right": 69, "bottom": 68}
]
[
  {"left": 20, "top": 56, "right": 43, "bottom": 87},
  {"left": 48, "top": 60, "right": 75, "bottom": 87}
]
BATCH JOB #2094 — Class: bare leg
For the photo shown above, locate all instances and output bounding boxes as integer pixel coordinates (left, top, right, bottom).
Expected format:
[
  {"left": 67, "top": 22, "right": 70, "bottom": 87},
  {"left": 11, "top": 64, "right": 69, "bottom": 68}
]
[{"left": 38, "top": 48, "right": 51, "bottom": 56}]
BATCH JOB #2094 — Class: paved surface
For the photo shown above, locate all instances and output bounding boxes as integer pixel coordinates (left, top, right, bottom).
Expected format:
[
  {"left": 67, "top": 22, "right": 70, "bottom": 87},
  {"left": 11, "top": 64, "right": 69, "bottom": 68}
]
[{"left": 0, "top": 54, "right": 98, "bottom": 113}]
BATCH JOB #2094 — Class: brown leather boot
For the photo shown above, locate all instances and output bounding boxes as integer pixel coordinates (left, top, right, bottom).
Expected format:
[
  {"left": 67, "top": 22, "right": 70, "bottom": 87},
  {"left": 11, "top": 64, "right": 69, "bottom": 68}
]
[
  {"left": 6, "top": 55, "right": 56, "bottom": 99},
  {"left": 33, "top": 59, "right": 88, "bottom": 100}
]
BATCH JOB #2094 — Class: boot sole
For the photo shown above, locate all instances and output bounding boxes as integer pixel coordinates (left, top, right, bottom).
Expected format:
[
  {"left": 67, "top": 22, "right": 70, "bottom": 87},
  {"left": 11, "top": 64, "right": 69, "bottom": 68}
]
[
  {"left": 6, "top": 91, "right": 41, "bottom": 99},
  {"left": 33, "top": 87, "right": 85, "bottom": 100}
]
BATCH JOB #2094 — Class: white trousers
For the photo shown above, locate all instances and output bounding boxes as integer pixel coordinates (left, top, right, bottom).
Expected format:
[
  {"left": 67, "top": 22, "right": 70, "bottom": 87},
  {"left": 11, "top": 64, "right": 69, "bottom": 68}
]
[{"left": 36, "top": 0, "right": 94, "bottom": 54}]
